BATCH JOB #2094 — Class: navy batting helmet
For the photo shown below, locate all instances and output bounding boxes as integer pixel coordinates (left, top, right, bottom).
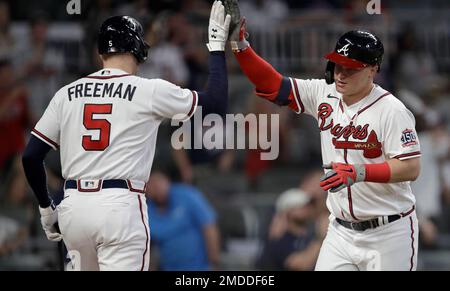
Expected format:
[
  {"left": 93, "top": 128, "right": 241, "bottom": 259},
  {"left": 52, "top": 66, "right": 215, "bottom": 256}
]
[
  {"left": 98, "top": 16, "right": 150, "bottom": 63},
  {"left": 324, "top": 30, "right": 384, "bottom": 84}
]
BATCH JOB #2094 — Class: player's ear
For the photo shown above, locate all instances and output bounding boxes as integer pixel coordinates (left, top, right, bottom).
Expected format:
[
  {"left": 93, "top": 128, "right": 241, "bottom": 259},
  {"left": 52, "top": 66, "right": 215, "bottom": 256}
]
[
  {"left": 368, "top": 65, "right": 378, "bottom": 78},
  {"left": 372, "top": 65, "right": 379, "bottom": 74}
]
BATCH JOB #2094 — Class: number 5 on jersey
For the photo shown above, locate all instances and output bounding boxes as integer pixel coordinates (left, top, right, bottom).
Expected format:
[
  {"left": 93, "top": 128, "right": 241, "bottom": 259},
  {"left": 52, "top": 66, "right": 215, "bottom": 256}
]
[{"left": 82, "top": 104, "right": 112, "bottom": 151}]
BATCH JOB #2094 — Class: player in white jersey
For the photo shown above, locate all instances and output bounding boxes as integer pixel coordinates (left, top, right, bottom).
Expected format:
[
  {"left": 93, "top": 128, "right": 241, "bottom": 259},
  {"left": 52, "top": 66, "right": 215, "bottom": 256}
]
[
  {"left": 22, "top": 1, "right": 232, "bottom": 271},
  {"left": 228, "top": 11, "right": 421, "bottom": 270}
]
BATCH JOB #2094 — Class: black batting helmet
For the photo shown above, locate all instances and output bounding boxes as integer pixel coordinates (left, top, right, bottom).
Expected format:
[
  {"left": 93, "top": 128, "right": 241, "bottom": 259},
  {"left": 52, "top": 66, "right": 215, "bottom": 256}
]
[
  {"left": 324, "top": 30, "right": 384, "bottom": 84},
  {"left": 98, "top": 16, "right": 150, "bottom": 63}
]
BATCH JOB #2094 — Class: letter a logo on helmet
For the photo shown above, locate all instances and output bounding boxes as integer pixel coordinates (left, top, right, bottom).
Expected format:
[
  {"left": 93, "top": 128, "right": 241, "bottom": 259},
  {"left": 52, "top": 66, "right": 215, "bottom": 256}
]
[
  {"left": 323, "top": 30, "right": 384, "bottom": 84},
  {"left": 337, "top": 43, "right": 351, "bottom": 56}
]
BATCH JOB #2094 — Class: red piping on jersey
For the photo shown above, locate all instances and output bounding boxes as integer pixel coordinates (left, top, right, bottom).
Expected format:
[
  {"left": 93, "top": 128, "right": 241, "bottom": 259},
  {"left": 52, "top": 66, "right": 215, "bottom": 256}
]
[
  {"left": 401, "top": 205, "right": 416, "bottom": 217},
  {"left": 343, "top": 132, "right": 359, "bottom": 221},
  {"left": 138, "top": 195, "right": 149, "bottom": 271},
  {"left": 187, "top": 91, "right": 198, "bottom": 118},
  {"left": 357, "top": 92, "right": 391, "bottom": 115},
  {"left": 393, "top": 151, "right": 421, "bottom": 160},
  {"left": 32, "top": 129, "right": 59, "bottom": 149},
  {"left": 126, "top": 180, "right": 146, "bottom": 194},
  {"left": 409, "top": 216, "right": 415, "bottom": 271},
  {"left": 290, "top": 78, "right": 305, "bottom": 113},
  {"left": 339, "top": 99, "right": 344, "bottom": 113},
  {"left": 85, "top": 74, "right": 132, "bottom": 80},
  {"left": 346, "top": 186, "right": 358, "bottom": 221}
]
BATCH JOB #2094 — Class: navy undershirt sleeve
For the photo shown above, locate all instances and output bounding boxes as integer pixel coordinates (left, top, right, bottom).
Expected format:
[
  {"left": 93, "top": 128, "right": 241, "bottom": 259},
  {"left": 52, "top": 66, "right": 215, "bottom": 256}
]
[
  {"left": 22, "top": 135, "right": 53, "bottom": 208},
  {"left": 197, "top": 51, "right": 228, "bottom": 117}
]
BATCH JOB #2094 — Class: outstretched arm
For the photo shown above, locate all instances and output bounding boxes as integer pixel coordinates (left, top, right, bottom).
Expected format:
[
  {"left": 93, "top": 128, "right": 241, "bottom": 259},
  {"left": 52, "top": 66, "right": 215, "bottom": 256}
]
[
  {"left": 196, "top": 51, "right": 228, "bottom": 117},
  {"left": 196, "top": 1, "right": 231, "bottom": 117},
  {"left": 230, "top": 19, "right": 299, "bottom": 112}
]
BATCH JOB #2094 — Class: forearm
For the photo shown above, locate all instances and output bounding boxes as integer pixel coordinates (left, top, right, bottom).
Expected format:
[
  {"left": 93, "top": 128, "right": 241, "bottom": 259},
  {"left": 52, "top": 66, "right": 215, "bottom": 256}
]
[
  {"left": 386, "top": 158, "right": 420, "bottom": 183},
  {"left": 203, "top": 224, "right": 221, "bottom": 268},
  {"left": 322, "top": 158, "right": 421, "bottom": 192},
  {"left": 234, "top": 47, "right": 296, "bottom": 109},
  {"left": 197, "top": 51, "right": 228, "bottom": 116},
  {"left": 22, "top": 136, "right": 52, "bottom": 208},
  {"left": 234, "top": 47, "right": 282, "bottom": 95},
  {"left": 362, "top": 159, "right": 420, "bottom": 183}
]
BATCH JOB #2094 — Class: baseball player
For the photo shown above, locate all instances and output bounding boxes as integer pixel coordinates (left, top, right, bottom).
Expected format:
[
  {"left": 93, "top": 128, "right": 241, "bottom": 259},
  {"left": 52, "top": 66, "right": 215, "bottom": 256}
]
[
  {"left": 21, "top": 1, "right": 231, "bottom": 271},
  {"left": 228, "top": 11, "right": 421, "bottom": 270}
]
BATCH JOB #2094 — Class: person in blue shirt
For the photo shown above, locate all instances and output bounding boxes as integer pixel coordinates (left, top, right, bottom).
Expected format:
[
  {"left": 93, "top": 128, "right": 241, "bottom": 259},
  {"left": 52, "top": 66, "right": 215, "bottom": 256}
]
[{"left": 146, "top": 170, "right": 220, "bottom": 270}]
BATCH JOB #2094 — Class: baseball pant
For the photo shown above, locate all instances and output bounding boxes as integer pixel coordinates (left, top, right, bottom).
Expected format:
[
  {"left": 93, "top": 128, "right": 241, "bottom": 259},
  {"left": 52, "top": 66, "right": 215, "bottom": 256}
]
[
  {"left": 57, "top": 188, "right": 150, "bottom": 271},
  {"left": 315, "top": 212, "right": 418, "bottom": 271}
]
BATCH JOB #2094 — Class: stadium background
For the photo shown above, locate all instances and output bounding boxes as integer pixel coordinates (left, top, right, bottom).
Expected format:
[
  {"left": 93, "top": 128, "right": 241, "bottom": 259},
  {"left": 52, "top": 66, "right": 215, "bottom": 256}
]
[{"left": 0, "top": 0, "right": 450, "bottom": 270}]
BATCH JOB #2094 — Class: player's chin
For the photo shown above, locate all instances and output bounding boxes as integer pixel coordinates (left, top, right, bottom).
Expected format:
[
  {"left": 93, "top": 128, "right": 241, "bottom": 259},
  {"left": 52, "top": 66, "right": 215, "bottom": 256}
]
[{"left": 335, "top": 83, "right": 347, "bottom": 93}]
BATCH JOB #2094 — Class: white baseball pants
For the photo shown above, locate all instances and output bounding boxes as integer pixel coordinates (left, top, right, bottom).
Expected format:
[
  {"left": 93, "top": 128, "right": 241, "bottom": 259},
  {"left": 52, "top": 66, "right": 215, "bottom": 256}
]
[
  {"left": 57, "top": 188, "right": 150, "bottom": 271},
  {"left": 315, "top": 212, "right": 418, "bottom": 271}
]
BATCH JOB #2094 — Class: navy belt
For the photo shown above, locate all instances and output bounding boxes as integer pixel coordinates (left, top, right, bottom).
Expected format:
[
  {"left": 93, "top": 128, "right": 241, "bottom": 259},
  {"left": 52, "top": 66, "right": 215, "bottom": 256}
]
[
  {"left": 336, "top": 206, "right": 415, "bottom": 232},
  {"left": 65, "top": 179, "right": 146, "bottom": 193},
  {"left": 65, "top": 179, "right": 127, "bottom": 189}
]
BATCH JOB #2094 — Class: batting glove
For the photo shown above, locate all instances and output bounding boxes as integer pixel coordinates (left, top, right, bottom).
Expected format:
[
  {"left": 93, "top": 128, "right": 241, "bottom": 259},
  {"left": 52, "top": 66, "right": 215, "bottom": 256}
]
[
  {"left": 320, "top": 163, "right": 366, "bottom": 193},
  {"left": 230, "top": 17, "right": 250, "bottom": 52},
  {"left": 207, "top": 1, "right": 231, "bottom": 52},
  {"left": 39, "top": 202, "right": 63, "bottom": 242},
  {"left": 222, "top": 0, "right": 249, "bottom": 51}
]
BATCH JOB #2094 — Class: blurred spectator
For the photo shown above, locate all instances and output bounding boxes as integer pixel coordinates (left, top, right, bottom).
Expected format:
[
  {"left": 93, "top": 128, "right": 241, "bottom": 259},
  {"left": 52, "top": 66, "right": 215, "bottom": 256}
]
[
  {"left": 0, "top": 59, "right": 31, "bottom": 176},
  {"left": 146, "top": 170, "right": 221, "bottom": 270},
  {"left": 0, "top": 216, "right": 21, "bottom": 256},
  {"left": 139, "top": 12, "right": 189, "bottom": 86},
  {"left": 0, "top": 169, "right": 34, "bottom": 256},
  {"left": 240, "top": 0, "right": 289, "bottom": 31},
  {"left": 167, "top": 9, "right": 208, "bottom": 91},
  {"left": 14, "top": 12, "right": 64, "bottom": 122},
  {"left": 84, "top": 0, "right": 114, "bottom": 72},
  {"left": 299, "top": 169, "right": 328, "bottom": 217},
  {"left": 0, "top": 0, "right": 14, "bottom": 60},
  {"left": 256, "top": 188, "right": 324, "bottom": 270},
  {"left": 115, "top": 0, "right": 151, "bottom": 25},
  {"left": 343, "top": 0, "right": 389, "bottom": 25},
  {"left": 412, "top": 117, "right": 450, "bottom": 248},
  {"left": 244, "top": 94, "right": 291, "bottom": 189},
  {"left": 170, "top": 114, "right": 235, "bottom": 184},
  {"left": 392, "top": 25, "right": 441, "bottom": 96},
  {"left": 397, "top": 88, "right": 450, "bottom": 248}
]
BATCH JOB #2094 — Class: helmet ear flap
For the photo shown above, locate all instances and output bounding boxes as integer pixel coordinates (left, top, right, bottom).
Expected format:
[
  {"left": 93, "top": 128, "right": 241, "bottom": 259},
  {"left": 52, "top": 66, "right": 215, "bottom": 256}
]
[{"left": 325, "top": 61, "right": 335, "bottom": 85}]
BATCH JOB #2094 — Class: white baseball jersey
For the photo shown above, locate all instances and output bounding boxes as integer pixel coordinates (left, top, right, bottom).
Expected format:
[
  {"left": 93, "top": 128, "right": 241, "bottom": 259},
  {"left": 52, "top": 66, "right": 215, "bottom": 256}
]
[
  {"left": 31, "top": 68, "right": 198, "bottom": 182},
  {"left": 289, "top": 78, "right": 420, "bottom": 221}
]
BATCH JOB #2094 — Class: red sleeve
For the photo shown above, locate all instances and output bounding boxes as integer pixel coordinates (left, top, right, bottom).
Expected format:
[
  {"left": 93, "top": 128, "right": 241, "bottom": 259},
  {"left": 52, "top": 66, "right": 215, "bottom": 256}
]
[{"left": 234, "top": 47, "right": 298, "bottom": 112}]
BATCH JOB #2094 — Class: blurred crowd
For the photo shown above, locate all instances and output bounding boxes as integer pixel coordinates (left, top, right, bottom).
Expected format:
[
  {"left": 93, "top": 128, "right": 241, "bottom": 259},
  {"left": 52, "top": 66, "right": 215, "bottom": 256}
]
[{"left": 1, "top": 0, "right": 450, "bottom": 270}]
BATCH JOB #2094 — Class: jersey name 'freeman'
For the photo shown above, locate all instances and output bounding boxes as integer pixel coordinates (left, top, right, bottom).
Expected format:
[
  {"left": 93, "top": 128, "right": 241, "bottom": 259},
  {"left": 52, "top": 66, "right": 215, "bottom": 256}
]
[{"left": 67, "top": 82, "right": 137, "bottom": 102}]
